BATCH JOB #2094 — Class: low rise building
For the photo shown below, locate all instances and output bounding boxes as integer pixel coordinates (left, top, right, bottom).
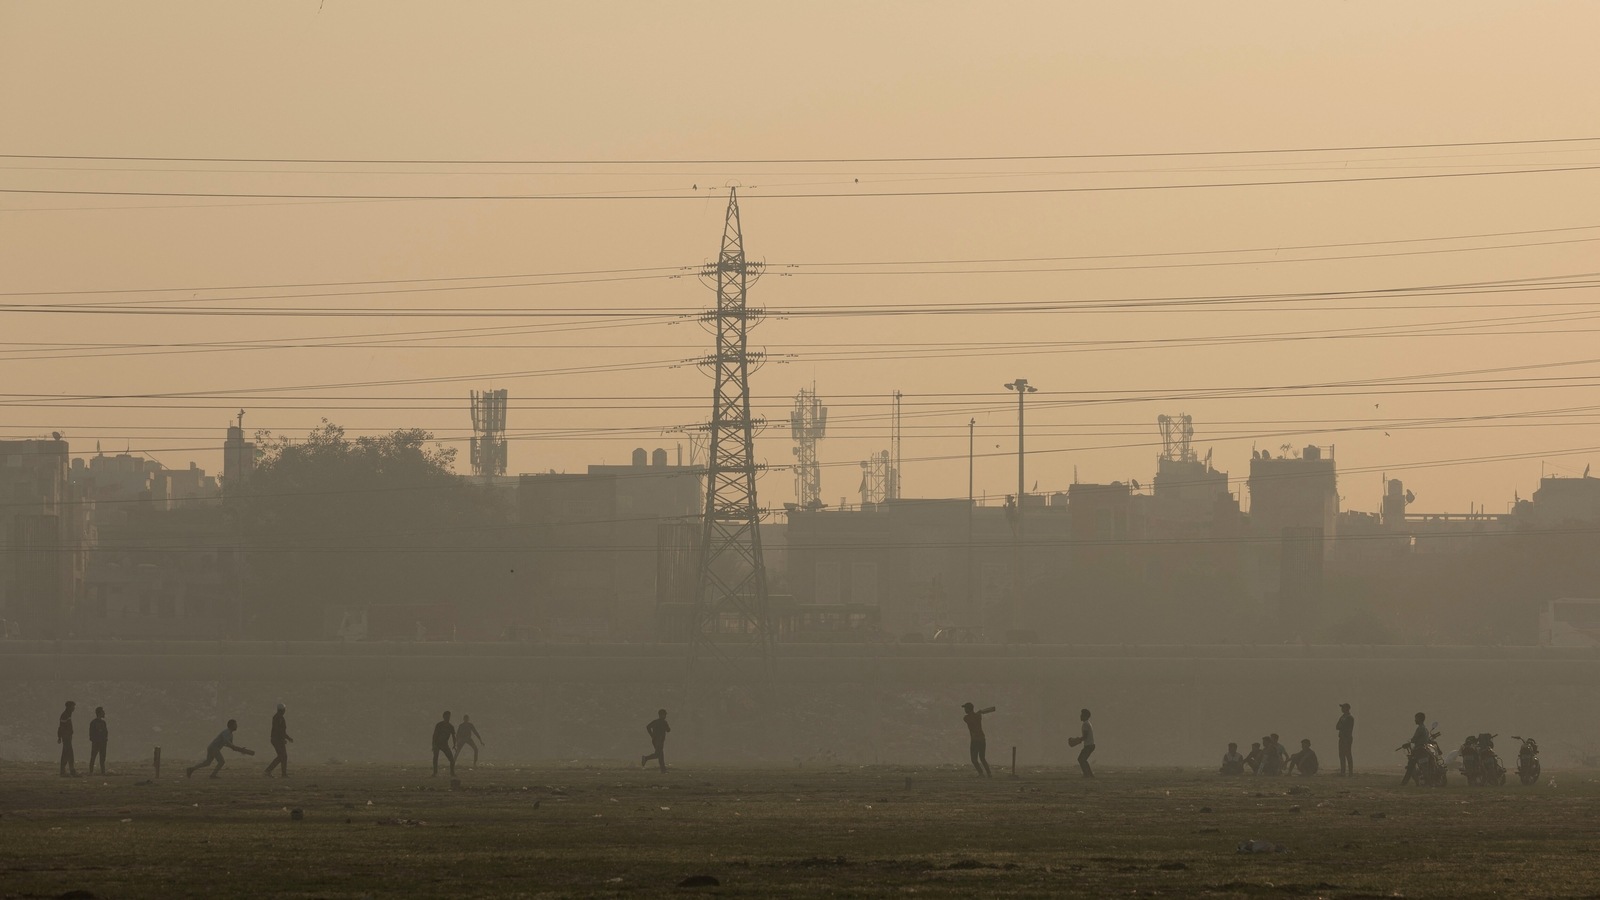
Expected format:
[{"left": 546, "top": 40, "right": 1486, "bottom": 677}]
[
  {"left": 519, "top": 447, "right": 700, "bottom": 641},
  {"left": 0, "top": 439, "right": 89, "bottom": 638}
]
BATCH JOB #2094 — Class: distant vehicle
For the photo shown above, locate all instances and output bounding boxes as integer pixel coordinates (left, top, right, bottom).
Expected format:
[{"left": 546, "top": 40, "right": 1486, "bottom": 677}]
[{"left": 932, "top": 626, "right": 982, "bottom": 644}]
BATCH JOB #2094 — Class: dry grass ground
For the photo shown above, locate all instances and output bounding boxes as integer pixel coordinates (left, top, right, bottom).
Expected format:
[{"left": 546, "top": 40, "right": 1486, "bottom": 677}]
[{"left": 3, "top": 760, "right": 1600, "bottom": 898}]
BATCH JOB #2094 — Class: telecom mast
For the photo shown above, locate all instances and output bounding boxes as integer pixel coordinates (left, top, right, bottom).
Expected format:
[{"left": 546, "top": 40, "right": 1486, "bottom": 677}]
[
  {"left": 469, "top": 389, "right": 508, "bottom": 479},
  {"left": 1157, "top": 412, "right": 1195, "bottom": 464},
  {"left": 691, "top": 189, "right": 773, "bottom": 661},
  {"left": 789, "top": 383, "right": 827, "bottom": 510},
  {"left": 859, "top": 451, "right": 890, "bottom": 505}
]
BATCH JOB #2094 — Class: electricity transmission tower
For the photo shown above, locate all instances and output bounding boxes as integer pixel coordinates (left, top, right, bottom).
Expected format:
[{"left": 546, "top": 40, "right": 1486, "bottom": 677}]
[
  {"left": 691, "top": 189, "right": 772, "bottom": 663},
  {"left": 469, "top": 389, "right": 508, "bottom": 480},
  {"left": 789, "top": 383, "right": 826, "bottom": 510}
]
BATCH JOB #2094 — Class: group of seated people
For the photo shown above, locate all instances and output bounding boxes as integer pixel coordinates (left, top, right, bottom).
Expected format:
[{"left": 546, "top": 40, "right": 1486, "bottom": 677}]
[{"left": 1220, "top": 733, "right": 1318, "bottom": 776}]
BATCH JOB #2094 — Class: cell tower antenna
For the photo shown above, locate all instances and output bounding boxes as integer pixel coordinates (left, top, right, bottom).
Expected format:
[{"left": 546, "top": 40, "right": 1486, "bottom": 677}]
[
  {"left": 1157, "top": 413, "right": 1196, "bottom": 464},
  {"left": 888, "top": 390, "right": 903, "bottom": 500},
  {"left": 858, "top": 451, "right": 890, "bottom": 505},
  {"left": 789, "top": 382, "right": 826, "bottom": 510},
  {"left": 691, "top": 188, "right": 772, "bottom": 665},
  {"left": 469, "top": 389, "right": 509, "bottom": 479}
]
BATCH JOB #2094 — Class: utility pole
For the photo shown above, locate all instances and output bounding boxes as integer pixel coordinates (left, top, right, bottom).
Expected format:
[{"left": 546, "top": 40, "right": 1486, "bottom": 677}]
[
  {"left": 888, "top": 390, "right": 903, "bottom": 500},
  {"left": 691, "top": 188, "right": 772, "bottom": 666},
  {"left": 1003, "top": 378, "right": 1037, "bottom": 630},
  {"left": 967, "top": 417, "right": 976, "bottom": 618}
]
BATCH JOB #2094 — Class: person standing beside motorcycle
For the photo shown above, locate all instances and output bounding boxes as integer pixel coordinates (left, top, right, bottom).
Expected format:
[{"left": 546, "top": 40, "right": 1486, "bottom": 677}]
[
  {"left": 1401, "top": 712, "right": 1431, "bottom": 785},
  {"left": 1335, "top": 703, "right": 1355, "bottom": 776}
]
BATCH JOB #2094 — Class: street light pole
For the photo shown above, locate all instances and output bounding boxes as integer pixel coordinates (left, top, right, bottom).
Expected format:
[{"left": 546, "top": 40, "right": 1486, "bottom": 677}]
[
  {"left": 1002, "top": 379, "right": 1037, "bottom": 632},
  {"left": 1003, "top": 378, "right": 1037, "bottom": 515}
]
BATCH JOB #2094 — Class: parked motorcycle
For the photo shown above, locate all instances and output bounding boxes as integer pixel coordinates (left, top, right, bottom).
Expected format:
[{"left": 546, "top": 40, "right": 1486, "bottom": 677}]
[
  {"left": 1457, "top": 734, "right": 1481, "bottom": 786},
  {"left": 1475, "top": 733, "right": 1506, "bottom": 786},
  {"left": 1399, "top": 728, "right": 1448, "bottom": 787},
  {"left": 1511, "top": 735, "right": 1541, "bottom": 786}
]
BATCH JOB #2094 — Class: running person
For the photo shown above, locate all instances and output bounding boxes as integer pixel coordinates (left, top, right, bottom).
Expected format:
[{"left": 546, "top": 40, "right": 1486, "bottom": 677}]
[
  {"left": 641, "top": 709, "right": 670, "bottom": 772},
  {"left": 962, "top": 702, "right": 995, "bottom": 777}
]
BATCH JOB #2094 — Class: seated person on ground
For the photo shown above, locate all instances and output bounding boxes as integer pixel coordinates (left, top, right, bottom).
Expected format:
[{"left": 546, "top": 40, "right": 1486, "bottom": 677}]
[
  {"left": 1221, "top": 742, "right": 1245, "bottom": 775},
  {"left": 1243, "top": 742, "right": 1264, "bottom": 774},
  {"left": 1287, "top": 738, "right": 1319, "bottom": 776}
]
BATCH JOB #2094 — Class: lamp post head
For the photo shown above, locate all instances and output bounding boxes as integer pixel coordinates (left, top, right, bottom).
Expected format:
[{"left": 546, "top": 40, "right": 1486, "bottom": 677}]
[{"left": 1003, "top": 379, "right": 1038, "bottom": 393}]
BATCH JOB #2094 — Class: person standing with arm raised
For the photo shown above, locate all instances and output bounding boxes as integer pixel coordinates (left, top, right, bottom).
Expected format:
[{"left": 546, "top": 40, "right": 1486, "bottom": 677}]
[{"left": 962, "top": 702, "right": 995, "bottom": 777}]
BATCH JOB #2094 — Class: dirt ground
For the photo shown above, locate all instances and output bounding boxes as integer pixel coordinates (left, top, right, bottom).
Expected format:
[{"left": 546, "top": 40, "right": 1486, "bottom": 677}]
[{"left": 3, "top": 759, "right": 1599, "bottom": 898}]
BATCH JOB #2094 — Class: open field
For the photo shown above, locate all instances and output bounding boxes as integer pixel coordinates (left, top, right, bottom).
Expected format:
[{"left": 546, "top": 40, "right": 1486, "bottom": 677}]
[{"left": 5, "top": 763, "right": 1600, "bottom": 898}]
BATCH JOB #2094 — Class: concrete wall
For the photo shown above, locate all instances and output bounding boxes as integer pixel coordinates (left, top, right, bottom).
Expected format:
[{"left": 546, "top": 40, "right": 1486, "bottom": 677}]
[{"left": 4, "top": 642, "right": 1597, "bottom": 771}]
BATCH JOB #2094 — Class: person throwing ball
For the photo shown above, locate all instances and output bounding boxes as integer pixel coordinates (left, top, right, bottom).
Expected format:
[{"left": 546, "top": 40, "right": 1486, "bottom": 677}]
[
  {"left": 962, "top": 702, "right": 995, "bottom": 777},
  {"left": 186, "top": 719, "right": 254, "bottom": 779},
  {"left": 1068, "top": 708, "right": 1095, "bottom": 778}
]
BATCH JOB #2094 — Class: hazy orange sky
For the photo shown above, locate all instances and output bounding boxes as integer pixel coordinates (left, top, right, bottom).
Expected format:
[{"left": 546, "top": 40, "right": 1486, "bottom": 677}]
[{"left": 4, "top": 1, "right": 1600, "bottom": 514}]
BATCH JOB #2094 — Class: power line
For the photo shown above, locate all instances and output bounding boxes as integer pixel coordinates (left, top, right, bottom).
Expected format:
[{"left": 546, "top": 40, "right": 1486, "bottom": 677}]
[
  {"left": 6, "top": 136, "right": 1599, "bottom": 164},
  {"left": 7, "top": 163, "right": 1600, "bottom": 201},
  {"left": 0, "top": 265, "right": 691, "bottom": 299}
]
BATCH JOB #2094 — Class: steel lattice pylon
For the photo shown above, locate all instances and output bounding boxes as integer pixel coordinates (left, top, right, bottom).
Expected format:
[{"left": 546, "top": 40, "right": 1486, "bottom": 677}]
[{"left": 692, "top": 188, "right": 772, "bottom": 664}]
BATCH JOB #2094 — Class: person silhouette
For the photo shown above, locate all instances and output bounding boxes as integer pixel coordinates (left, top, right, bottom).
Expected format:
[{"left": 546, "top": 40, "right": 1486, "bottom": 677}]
[
  {"left": 264, "top": 704, "right": 294, "bottom": 777},
  {"left": 641, "top": 709, "right": 670, "bottom": 773},
  {"left": 1070, "top": 708, "right": 1096, "bottom": 778},
  {"left": 962, "top": 702, "right": 995, "bottom": 777},
  {"left": 455, "top": 715, "right": 484, "bottom": 769},
  {"left": 1336, "top": 703, "right": 1355, "bottom": 776},
  {"left": 186, "top": 720, "right": 253, "bottom": 779},
  {"left": 1401, "top": 712, "right": 1430, "bottom": 785},
  {"left": 57, "top": 701, "right": 79, "bottom": 778},
  {"left": 88, "top": 707, "right": 109, "bottom": 775},
  {"left": 1288, "top": 738, "right": 1319, "bottom": 776},
  {"left": 1220, "top": 742, "right": 1245, "bottom": 775},
  {"left": 431, "top": 712, "right": 457, "bottom": 777}
]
